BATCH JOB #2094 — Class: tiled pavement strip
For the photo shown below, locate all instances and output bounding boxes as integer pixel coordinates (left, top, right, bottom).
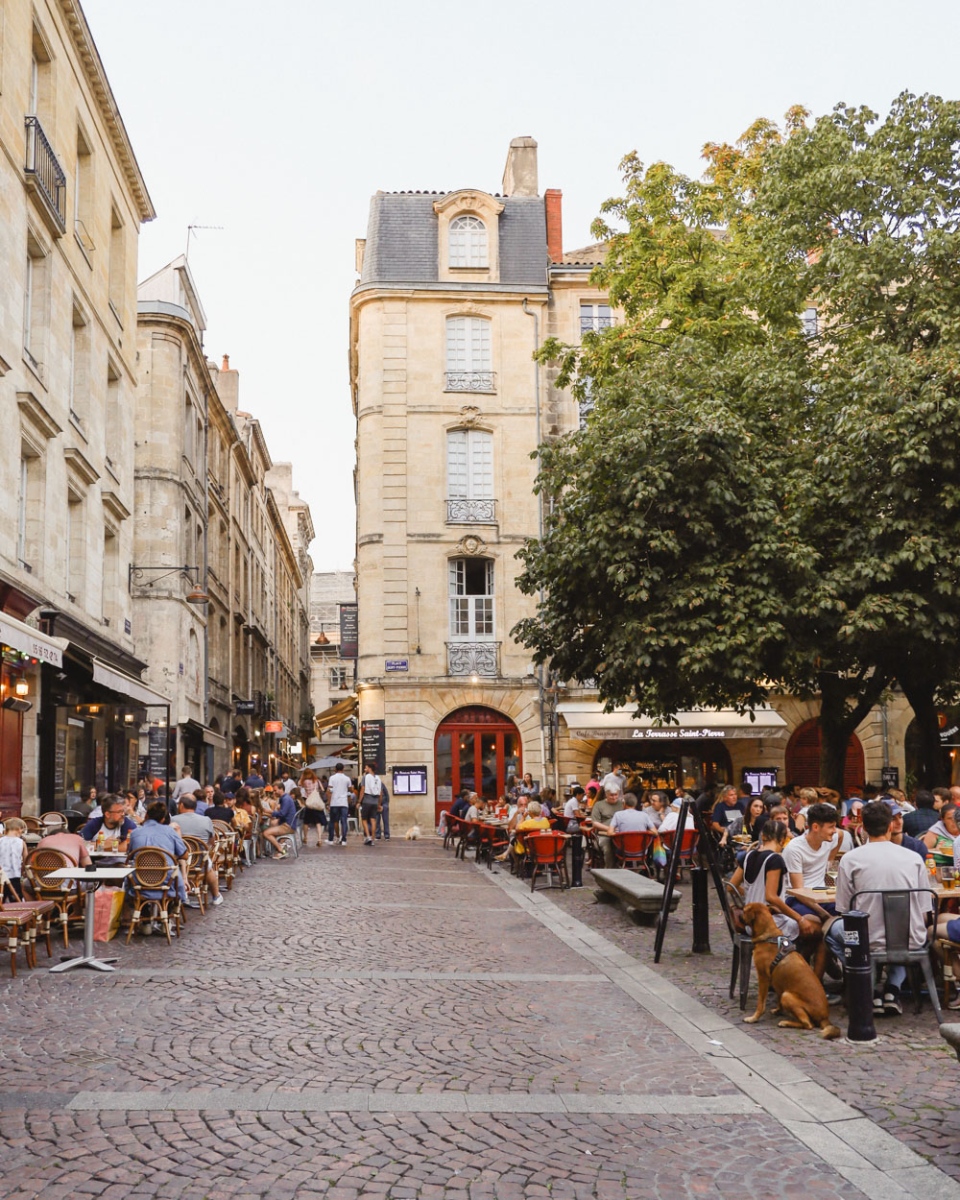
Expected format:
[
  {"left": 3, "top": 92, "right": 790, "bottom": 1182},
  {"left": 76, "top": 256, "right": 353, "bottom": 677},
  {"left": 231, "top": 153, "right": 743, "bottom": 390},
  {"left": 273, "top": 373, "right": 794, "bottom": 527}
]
[{"left": 0, "top": 843, "right": 955, "bottom": 1198}]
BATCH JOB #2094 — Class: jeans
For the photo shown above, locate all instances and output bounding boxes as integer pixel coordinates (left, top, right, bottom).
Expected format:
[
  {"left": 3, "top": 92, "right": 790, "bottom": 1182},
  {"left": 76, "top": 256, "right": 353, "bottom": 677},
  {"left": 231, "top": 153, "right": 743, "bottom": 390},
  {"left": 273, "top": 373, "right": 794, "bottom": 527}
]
[
  {"left": 825, "top": 920, "right": 906, "bottom": 992},
  {"left": 376, "top": 803, "right": 390, "bottom": 839},
  {"left": 328, "top": 807, "right": 349, "bottom": 841}
]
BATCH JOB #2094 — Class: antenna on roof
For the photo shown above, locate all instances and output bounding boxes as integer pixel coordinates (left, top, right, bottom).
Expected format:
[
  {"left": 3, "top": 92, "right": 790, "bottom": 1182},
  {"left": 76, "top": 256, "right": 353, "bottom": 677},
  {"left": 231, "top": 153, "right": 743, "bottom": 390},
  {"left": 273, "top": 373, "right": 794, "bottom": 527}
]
[{"left": 185, "top": 224, "right": 224, "bottom": 262}]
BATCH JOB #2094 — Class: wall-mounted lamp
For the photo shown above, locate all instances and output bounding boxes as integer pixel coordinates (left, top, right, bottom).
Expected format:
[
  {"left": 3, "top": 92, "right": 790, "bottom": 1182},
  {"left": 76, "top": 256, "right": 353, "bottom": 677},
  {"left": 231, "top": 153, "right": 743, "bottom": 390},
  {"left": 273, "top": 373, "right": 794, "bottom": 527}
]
[
  {"left": 14, "top": 678, "right": 29, "bottom": 698},
  {"left": 129, "top": 563, "right": 208, "bottom": 606}
]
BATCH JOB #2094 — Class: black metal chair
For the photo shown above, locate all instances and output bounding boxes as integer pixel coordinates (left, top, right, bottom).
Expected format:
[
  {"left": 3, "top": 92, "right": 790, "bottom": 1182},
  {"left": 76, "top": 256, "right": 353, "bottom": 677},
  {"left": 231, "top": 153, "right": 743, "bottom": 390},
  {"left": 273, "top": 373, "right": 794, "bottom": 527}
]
[
  {"left": 724, "top": 881, "right": 754, "bottom": 1010},
  {"left": 851, "top": 887, "right": 942, "bottom": 1021}
]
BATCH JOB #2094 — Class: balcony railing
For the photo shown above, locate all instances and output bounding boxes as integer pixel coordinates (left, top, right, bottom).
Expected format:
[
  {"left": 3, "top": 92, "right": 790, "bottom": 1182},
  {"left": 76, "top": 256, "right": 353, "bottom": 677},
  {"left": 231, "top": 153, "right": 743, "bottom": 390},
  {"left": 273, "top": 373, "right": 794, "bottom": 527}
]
[
  {"left": 24, "top": 116, "right": 66, "bottom": 234},
  {"left": 446, "top": 498, "right": 497, "bottom": 524},
  {"left": 447, "top": 641, "right": 500, "bottom": 677},
  {"left": 444, "top": 370, "right": 496, "bottom": 394}
]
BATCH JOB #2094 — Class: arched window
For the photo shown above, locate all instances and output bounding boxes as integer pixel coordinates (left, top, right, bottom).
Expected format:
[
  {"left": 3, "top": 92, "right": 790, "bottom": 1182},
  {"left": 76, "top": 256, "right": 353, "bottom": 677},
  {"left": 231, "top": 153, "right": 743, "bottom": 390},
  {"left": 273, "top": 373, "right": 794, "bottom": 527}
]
[{"left": 449, "top": 215, "right": 487, "bottom": 267}]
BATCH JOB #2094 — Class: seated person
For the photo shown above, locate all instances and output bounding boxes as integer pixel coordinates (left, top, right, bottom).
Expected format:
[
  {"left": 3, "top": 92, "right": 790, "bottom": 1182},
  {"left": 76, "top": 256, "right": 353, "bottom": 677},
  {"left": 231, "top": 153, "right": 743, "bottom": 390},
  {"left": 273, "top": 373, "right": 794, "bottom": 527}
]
[
  {"left": 36, "top": 827, "right": 92, "bottom": 868},
  {"left": 262, "top": 787, "right": 298, "bottom": 859},
  {"left": 513, "top": 800, "right": 551, "bottom": 857},
  {"left": 643, "top": 791, "right": 667, "bottom": 828},
  {"left": 203, "top": 791, "right": 236, "bottom": 826},
  {"left": 659, "top": 799, "right": 696, "bottom": 835},
  {"left": 600, "top": 792, "right": 657, "bottom": 835},
  {"left": 127, "top": 801, "right": 188, "bottom": 915},
  {"left": 465, "top": 793, "right": 486, "bottom": 822},
  {"left": 80, "top": 796, "right": 136, "bottom": 852},
  {"left": 924, "top": 802, "right": 958, "bottom": 866},
  {"left": 729, "top": 819, "right": 800, "bottom": 941},
  {"left": 450, "top": 791, "right": 472, "bottom": 820},
  {"left": 711, "top": 785, "right": 746, "bottom": 840},
  {"left": 589, "top": 787, "right": 626, "bottom": 867},
  {"left": 827, "top": 800, "right": 933, "bottom": 1016},
  {"left": 782, "top": 802, "right": 843, "bottom": 926},
  {"left": 173, "top": 795, "right": 224, "bottom": 906},
  {"left": 886, "top": 800, "right": 926, "bottom": 859}
]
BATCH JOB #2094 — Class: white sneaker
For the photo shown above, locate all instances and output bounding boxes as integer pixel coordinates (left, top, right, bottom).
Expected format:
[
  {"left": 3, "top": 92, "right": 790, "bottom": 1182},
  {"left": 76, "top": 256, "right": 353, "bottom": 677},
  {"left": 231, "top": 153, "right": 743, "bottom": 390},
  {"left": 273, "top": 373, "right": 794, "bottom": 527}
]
[
  {"left": 340, "top": 839, "right": 347, "bottom": 845},
  {"left": 211, "top": 894, "right": 224, "bottom": 907}
]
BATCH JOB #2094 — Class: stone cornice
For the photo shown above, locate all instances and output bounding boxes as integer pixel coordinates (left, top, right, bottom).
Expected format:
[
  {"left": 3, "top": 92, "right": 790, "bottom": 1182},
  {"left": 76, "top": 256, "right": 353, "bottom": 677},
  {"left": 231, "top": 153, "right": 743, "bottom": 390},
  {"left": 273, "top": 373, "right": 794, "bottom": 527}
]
[{"left": 58, "top": 0, "right": 156, "bottom": 223}]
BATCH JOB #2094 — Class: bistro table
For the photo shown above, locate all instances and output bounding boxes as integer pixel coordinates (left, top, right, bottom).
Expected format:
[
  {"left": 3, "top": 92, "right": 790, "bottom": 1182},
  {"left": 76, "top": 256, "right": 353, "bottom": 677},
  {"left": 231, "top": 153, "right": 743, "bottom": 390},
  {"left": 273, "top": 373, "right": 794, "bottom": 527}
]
[
  {"left": 788, "top": 884, "right": 955, "bottom": 907},
  {"left": 46, "top": 866, "right": 132, "bottom": 973}
]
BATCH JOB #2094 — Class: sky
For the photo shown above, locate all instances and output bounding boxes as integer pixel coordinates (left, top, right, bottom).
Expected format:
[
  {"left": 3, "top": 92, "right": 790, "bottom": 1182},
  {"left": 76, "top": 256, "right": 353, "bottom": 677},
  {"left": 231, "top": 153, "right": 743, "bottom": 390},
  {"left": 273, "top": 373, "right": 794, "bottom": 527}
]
[{"left": 82, "top": 0, "right": 960, "bottom": 569}]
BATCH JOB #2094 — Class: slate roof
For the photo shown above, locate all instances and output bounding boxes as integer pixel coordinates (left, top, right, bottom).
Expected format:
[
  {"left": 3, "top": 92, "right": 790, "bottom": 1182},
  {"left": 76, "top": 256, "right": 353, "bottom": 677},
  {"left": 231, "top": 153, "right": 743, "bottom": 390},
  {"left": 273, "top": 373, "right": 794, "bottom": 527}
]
[{"left": 359, "top": 192, "right": 548, "bottom": 287}]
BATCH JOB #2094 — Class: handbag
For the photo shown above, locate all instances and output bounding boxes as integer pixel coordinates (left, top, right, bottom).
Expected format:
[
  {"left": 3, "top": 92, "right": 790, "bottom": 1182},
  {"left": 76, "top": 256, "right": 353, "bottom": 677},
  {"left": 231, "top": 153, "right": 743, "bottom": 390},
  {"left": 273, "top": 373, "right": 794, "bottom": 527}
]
[{"left": 304, "top": 792, "right": 325, "bottom": 812}]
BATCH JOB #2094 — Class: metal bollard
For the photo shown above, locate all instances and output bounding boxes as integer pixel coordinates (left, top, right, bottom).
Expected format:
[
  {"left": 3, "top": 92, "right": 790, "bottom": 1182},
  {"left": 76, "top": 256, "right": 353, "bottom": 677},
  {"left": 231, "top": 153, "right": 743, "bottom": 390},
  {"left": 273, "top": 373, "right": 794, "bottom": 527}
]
[
  {"left": 841, "top": 910, "right": 877, "bottom": 1042},
  {"left": 570, "top": 833, "right": 584, "bottom": 888},
  {"left": 691, "top": 867, "right": 711, "bottom": 953}
]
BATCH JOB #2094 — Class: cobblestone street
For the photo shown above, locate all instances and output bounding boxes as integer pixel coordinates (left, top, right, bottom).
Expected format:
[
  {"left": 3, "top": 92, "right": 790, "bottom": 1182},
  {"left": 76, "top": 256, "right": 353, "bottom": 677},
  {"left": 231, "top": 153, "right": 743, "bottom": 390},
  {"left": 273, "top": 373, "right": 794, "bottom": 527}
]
[{"left": 1, "top": 840, "right": 958, "bottom": 1199}]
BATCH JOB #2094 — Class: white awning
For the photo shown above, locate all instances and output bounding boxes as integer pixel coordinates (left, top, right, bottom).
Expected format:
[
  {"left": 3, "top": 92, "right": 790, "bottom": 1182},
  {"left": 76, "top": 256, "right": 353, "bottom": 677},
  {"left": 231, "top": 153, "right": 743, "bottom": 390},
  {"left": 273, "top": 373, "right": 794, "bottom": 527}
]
[
  {"left": 0, "top": 613, "right": 68, "bottom": 668},
  {"left": 92, "top": 658, "right": 169, "bottom": 708},
  {"left": 557, "top": 702, "right": 787, "bottom": 741}
]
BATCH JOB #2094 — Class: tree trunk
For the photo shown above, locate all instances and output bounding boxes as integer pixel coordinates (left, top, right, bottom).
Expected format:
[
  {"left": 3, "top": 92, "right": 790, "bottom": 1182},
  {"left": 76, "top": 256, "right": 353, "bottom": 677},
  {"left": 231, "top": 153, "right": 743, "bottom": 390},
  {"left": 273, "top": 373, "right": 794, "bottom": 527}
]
[
  {"left": 897, "top": 670, "right": 946, "bottom": 789},
  {"left": 817, "top": 671, "right": 890, "bottom": 792}
]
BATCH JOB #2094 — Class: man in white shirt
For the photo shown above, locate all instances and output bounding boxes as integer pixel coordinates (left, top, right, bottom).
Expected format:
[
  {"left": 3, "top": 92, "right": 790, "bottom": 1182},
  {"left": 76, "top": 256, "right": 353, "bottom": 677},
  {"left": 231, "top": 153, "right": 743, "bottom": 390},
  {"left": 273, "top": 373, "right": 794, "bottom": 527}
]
[
  {"left": 360, "top": 763, "right": 383, "bottom": 846},
  {"left": 827, "top": 800, "right": 932, "bottom": 1016},
  {"left": 659, "top": 800, "right": 695, "bottom": 834},
  {"left": 172, "top": 766, "right": 202, "bottom": 804},
  {"left": 327, "top": 763, "right": 352, "bottom": 845},
  {"left": 783, "top": 802, "right": 843, "bottom": 925},
  {"left": 599, "top": 765, "right": 625, "bottom": 798}
]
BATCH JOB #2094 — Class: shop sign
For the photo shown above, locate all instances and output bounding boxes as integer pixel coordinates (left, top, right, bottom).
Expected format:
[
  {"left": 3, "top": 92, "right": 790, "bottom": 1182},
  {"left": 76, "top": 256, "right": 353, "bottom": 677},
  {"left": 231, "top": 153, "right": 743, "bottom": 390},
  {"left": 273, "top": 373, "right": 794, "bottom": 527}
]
[
  {"left": 881, "top": 765, "right": 900, "bottom": 789},
  {"left": 235, "top": 699, "right": 255, "bottom": 715},
  {"left": 340, "top": 604, "right": 359, "bottom": 658},
  {"left": 264, "top": 720, "right": 283, "bottom": 733},
  {"left": 361, "top": 719, "right": 386, "bottom": 773}
]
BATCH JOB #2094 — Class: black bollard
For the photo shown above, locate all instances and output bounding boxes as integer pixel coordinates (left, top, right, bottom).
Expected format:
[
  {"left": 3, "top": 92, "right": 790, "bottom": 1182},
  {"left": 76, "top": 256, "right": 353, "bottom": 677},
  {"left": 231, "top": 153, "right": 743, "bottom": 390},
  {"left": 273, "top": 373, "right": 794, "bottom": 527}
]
[
  {"left": 570, "top": 832, "right": 584, "bottom": 888},
  {"left": 842, "top": 910, "right": 877, "bottom": 1042},
  {"left": 691, "top": 867, "right": 711, "bottom": 953}
]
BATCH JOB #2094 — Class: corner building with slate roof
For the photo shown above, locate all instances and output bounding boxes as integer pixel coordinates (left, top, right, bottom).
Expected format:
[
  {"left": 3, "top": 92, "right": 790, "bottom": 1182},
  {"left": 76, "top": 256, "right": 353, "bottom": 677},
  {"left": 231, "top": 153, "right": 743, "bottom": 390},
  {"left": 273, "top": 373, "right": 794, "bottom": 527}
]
[
  {"left": 350, "top": 138, "right": 913, "bottom": 828},
  {"left": 350, "top": 137, "right": 590, "bottom": 829}
]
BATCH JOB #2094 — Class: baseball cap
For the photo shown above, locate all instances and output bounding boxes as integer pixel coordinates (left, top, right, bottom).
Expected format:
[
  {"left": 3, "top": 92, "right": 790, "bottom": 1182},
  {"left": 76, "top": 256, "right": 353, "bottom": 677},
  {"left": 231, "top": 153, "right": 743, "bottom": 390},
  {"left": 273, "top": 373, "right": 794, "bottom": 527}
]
[{"left": 880, "top": 795, "right": 902, "bottom": 815}]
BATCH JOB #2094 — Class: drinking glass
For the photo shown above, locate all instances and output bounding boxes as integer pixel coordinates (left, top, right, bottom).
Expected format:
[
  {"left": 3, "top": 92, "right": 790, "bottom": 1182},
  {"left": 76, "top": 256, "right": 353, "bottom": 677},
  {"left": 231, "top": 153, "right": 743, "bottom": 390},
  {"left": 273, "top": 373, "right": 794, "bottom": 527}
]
[{"left": 941, "top": 866, "right": 957, "bottom": 890}]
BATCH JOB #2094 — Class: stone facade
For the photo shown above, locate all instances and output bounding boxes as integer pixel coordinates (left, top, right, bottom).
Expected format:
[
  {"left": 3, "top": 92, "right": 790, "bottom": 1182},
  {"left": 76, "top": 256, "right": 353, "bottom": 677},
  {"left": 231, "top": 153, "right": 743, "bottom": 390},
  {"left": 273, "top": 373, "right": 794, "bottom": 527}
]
[
  {"left": 0, "top": 0, "right": 155, "bottom": 814},
  {"left": 309, "top": 570, "right": 357, "bottom": 753},
  {"left": 134, "top": 261, "right": 314, "bottom": 785}
]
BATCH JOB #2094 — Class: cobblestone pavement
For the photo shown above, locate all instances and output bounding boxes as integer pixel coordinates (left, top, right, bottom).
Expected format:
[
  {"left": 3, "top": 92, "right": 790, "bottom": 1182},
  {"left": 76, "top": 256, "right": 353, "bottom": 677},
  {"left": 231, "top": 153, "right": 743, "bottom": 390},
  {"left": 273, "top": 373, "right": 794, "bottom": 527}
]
[
  {"left": 541, "top": 861, "right": 960, "bottom": 1184},
  {"left": 0, "top": 837, "right": 948, "bottom": 1198}
]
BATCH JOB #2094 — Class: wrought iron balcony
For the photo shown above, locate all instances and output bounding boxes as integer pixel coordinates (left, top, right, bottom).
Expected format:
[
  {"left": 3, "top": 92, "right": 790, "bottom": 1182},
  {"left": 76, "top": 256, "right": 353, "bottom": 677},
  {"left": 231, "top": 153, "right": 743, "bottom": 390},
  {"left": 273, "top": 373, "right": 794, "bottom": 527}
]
[
  {"left": 24, "top": 116, "right": 66, "bottom": 234},
  {"left": 446, "top": 498, "right": 497, "bottom": 524},
  {"left": 447, "top": 641, "right": 500, "bottom": 677},
  {"left": 444, "top": 370, "right": 496, "bottom": 394}
]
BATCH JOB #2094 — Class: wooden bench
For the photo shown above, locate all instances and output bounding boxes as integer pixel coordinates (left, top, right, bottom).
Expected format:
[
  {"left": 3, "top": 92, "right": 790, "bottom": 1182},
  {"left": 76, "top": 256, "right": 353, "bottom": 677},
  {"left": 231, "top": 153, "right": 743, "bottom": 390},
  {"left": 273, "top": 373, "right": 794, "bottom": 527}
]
[{"left": 591, "top": 869, "right": 680, "bottom": 924}]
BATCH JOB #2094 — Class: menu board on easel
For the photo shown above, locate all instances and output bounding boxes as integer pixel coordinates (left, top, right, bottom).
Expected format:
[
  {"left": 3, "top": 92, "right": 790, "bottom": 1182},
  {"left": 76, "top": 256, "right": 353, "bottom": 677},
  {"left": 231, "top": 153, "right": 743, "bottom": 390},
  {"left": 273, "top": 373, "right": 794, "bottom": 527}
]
[{"left": 53, "top": 726, "right": 67, "bottom": 796}]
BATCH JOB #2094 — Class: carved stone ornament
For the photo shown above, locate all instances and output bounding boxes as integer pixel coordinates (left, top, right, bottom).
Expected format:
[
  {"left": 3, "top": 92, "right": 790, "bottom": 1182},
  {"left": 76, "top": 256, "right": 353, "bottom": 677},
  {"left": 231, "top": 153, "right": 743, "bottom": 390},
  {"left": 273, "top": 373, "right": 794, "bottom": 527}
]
[
  {"left": 460, "top": 406, "right": 482, "bottom": 427},
  {"left": 456, "top": 535, "right": 487, "bottom": 556}
]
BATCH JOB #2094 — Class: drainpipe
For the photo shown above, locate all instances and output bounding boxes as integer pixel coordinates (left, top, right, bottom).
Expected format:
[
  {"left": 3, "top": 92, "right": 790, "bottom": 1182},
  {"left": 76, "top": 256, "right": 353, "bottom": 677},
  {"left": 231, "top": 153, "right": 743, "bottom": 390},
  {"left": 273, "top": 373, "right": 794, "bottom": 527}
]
[
  {"left": 522, "top": 298, "right": 552, "bottom": 791},
  {"left": 202, "top": 400, "right": 211, "bottom": 784}
]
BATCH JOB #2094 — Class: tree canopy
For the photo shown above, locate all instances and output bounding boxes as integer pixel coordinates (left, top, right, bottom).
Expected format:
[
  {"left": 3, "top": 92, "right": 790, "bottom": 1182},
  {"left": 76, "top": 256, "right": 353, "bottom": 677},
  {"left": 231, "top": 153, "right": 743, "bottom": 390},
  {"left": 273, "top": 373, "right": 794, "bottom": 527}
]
[{"left": 515, "top": 93, "right": 960, "bottom": 787}]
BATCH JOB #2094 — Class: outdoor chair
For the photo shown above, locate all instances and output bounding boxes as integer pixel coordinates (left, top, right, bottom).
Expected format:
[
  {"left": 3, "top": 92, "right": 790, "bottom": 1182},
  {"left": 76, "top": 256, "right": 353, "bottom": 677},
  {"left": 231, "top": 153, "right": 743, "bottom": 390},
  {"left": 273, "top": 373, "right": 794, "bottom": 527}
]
[
  {"left": 611, "top": 830, "right": 656, "bottom": 875},
  {"left": 22, "top": 848, "right": 83, "bottom": 947},
  {"left": 724, "top": 880, "right": 754, "bottom": 1010},
  {"left": 477, "top": 822, "right": 509, "bottom": 869},
  {"left": 851, "top": 887, "right": 943, "bottom": 1022},
  {"left": 658, "top": 827, "right": 699, "bottom": 878},
  {"left": 39, "top": 812, "right": 67, "bottom": 833},
  {"left": 442, "top": 813, "right": 460, "bottom": 851},
  {"left": 456, "top": 819, "right": 481, "bottom": 861},
  {"left": 126, "top": 847, "right": 183, "bottom": 945},
  {"left": 276, "top": 809, "right": 306, "bottom": 859},
  {"left": 0, "top": 868, "right": 53, "bottom": 972},
  {"left": 181, "top": 836, "right": 210, "bottom": 914},
  {"left": 527, "top": 832, "right": 569, "bottom": 893},
  {"left": 22, "top": 816, "right": 44, "bottom": 836}
]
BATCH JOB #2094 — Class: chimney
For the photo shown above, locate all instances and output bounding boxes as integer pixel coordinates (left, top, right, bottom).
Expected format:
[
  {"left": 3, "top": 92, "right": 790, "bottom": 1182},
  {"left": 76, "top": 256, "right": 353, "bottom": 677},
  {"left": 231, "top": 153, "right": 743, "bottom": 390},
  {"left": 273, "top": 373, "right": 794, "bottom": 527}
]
[
  {"left": 502, "top": 136, "right": 538, "bottom": 198},
  {"left": 222, "top": 354, "right": 230, "bottom": 371},
  {"left": 545, "top": 189, "right": 563, "bottom": 262}
]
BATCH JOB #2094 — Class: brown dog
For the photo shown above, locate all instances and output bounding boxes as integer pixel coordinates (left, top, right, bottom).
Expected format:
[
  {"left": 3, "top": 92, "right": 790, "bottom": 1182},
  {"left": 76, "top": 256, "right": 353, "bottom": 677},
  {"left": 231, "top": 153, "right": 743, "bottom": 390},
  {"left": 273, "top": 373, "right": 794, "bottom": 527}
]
[{"left": 742, "top": 902, "right": 840, "bottom": 1039}]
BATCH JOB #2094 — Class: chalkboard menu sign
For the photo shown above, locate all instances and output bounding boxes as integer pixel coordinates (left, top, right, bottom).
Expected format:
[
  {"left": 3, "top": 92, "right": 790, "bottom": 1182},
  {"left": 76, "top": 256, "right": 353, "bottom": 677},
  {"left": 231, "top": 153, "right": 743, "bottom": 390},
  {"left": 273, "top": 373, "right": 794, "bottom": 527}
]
[
  {"left": 54, "top": 726, "right": 67, "bottom": 794},
  {"left": 340, "top": 603, "right": 359, "bottom": 658},
  {"left": 361, "top": 719, "right": 385, "bottom": 773},
  {"left": 148, "top": 725, "right": 167, "bottom": 776},
  {"left": 881, "top": 765, "right": 900, "bottom": 790}
]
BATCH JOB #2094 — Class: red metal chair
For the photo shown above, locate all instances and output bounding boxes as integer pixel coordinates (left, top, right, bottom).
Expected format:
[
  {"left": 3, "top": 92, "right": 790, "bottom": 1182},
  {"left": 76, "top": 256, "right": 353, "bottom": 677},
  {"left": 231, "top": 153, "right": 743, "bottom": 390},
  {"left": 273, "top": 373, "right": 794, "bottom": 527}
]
[
  {"left": 457, "top": 820, "right": 482, "bottom": 861},
  {"left": 658, "top": 827, "right": 698, "bottom": 876},
  {"left": 611, "top": 830, "right": 656, "bottom": 874},
  {"left": 477, "top": 822, "right": 509, "bottom": 869},
  {"left": 526, "top": 832, "right": 569, "bottom": 892}
]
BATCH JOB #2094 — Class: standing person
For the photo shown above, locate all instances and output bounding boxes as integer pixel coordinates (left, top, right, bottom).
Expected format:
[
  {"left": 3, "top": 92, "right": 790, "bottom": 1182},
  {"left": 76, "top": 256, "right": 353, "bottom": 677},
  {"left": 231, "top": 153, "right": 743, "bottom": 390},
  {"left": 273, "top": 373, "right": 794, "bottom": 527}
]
[
  {"left": 244, "top": 763, "right": 266, "bottom": 790},
  {"left": 281, "top": 771, "right": 297, "bottom": 795},
  {"left": 299, "top": 770, "right": 328, "bottom": 847},
  {"left": 564, "top": 786, "right": 586, "bottom": 887},
  {"left": 360, "top": 763, "right": 382, "bottom": 846},
  {"left": 0, "top": 818, "right": 28, "bottom": 899},
  {"left": 376, "top": 776, "right": 391, "bottom": 841},
  {"left": 171, "top": 766, "right": 202, "bottom": 804},
  {"left": 221, "top": 769, "right": 242, "bottom": 796},
  {"left": 599, "top": 764, "right": 625, "bottom": 799},
  {"left": 327, "top": 763, "right": 351, "bottom": 845}
]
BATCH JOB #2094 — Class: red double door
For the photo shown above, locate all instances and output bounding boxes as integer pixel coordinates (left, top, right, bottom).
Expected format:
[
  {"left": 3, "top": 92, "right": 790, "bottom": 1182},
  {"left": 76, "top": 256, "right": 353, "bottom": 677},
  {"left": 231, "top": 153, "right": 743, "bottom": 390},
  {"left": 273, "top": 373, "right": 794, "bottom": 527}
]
[{"left": 434, "top": 706, "right": 521, "bottom": 824}]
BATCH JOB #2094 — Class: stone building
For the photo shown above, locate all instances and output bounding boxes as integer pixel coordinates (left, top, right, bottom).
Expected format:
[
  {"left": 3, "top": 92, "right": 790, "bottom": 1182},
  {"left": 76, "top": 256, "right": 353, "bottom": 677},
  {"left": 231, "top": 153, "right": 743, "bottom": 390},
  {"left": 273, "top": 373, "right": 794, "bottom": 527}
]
[
  {"left": 134, "top": 261, "right": 314, "bottom": 784},
  {"left": 0, "top": 0, "right": 160, "bottom": 815},
  {"left": 309, "top": 570, "right": 357, "bottom": 755},
  {"left": 352, "top": 137, "right": 917, "bottom": 821}
]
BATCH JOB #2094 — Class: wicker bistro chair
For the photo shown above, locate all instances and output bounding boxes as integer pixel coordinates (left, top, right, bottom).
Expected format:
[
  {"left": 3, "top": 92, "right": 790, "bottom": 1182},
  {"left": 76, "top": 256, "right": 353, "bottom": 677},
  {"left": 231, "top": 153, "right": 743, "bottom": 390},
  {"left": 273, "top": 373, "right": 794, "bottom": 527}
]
[
  {"left": 211, "top": 821, "right": 238, "bottom": 887},
  {"left": 526, "top": 832, "right": 570, "bottom": 893},
  {"left": 611, "top": 830, "right": 657, "bottom": 875},
  {"left": 181, "top": 836, "right": 210, "bottom": 915},
  {"left": 850, "top": 887, "right": 943, "bottom": 1022},
  {"left": 0, "top": 867, "right": 54, "bottom": 973},
  {"left": 22, "top": 848, "right": 83, "bottom": 947},
  {"left": 21, "top": 816, "right": 44, "bottom": 836},
  {"left": 39, "top": 812, "right": 67, "bottom": 833},
  {"left": 126, "top": 848, "right": 183, "bottom": 944}
]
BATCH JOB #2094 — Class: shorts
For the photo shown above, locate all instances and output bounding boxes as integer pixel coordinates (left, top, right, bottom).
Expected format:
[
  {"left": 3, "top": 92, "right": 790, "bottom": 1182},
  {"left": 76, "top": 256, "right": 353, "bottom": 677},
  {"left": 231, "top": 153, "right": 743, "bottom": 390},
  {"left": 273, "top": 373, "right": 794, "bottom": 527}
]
[
  {"left": 271, "top": 823, "right": 293, "bottom": 837},
  {"left": 361, "top": 802, "right": 379, "bottom": 821},
  {"left": 946, "top": 917, "right": 960, "bottom": 944}
]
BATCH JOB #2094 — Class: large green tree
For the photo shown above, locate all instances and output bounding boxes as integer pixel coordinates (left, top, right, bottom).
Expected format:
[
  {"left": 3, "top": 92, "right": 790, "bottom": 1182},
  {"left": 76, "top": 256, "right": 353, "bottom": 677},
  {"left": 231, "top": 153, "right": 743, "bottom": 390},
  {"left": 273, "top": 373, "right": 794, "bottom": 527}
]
[{"left": 516, "top": 93, "right": 960, "bottom": 788}]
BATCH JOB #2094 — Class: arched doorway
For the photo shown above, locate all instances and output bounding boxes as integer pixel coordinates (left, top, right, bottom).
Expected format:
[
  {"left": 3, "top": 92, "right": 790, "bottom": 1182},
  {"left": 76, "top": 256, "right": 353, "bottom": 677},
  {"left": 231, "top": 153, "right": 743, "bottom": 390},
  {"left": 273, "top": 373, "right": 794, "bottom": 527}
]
[
  {"left": 434, "top": 706, "right": 521, "bottom": 823},
  {"left": 592, "top": 739, "right": 731, "bottom": 794},
  {"left": 784, "top": 719, "right": 864, "bottom": 791},
  {"left": 233, "top": 724, "right": 249, "bottom": 777}
]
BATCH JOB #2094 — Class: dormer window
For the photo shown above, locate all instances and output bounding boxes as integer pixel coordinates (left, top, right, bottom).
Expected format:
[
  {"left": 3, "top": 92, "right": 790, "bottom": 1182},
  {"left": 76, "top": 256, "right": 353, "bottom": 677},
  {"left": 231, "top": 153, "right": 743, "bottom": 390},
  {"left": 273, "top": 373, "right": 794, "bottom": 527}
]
[{"left": 449, "top": 215, "right": 488, "bottom": 268}]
